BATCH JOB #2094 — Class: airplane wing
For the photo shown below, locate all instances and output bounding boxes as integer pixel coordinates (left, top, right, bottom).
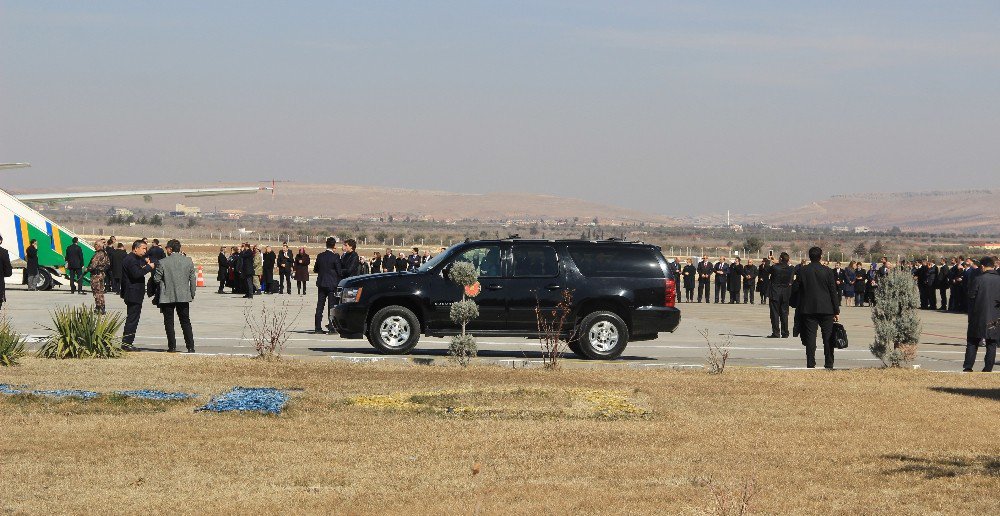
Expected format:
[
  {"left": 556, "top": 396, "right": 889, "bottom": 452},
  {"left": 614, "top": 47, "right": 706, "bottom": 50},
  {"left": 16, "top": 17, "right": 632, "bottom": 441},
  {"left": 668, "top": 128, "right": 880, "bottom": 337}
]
[{"left": 15, "top": 186, "right": 268, "bottom": 202}]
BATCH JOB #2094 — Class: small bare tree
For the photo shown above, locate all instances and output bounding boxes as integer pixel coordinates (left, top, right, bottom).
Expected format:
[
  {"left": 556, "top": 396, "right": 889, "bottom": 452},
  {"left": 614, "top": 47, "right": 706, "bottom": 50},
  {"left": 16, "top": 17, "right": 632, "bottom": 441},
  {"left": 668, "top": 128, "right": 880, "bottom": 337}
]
[
  {"left": 699, "top": 329, "right": 730, "bottom": 374},
  {"left": 535, "top": 289, "right": 574, "bottom": 369},
  {"left": 243, "top": 300, "right": 301, "bottom": 361},
  {"left": 706, "top": 476, "right": 759, "bottom": 516}
]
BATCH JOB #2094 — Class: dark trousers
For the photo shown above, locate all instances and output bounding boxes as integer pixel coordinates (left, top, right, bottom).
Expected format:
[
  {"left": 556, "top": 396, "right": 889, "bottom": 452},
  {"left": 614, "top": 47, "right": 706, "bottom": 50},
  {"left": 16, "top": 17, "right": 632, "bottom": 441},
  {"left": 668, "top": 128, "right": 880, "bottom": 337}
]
[
  {"left": 938, "top": 287, "right": 948, "bottom": 310},
  {"left": 111, "top": 277, "right": 122, "bottom": 294},
  {"left": 799, "top": 313, "right": 835, "bottom": 368},
  {"left": 729, "top": 285, "right": 741, "bottom": 303},
  {"left": 68, "top": 268, "right": 83, "bottom": 293},
  {"left": 280, "top": 271, "right": 292, "bottom": 294},
  {"left": 315, "top": 286, "right": 335, "bottom": 330},
  {"left": 715, "top": 281, "right": 726, "bottom": 303},
  {"left": 123, "top": 302, "right": 143, "bottom": 345},
  {"left": 697, "top": 281, "right": 710, "bottom": 302},
  {"left": 244, "top": 277, "right": 255, "bottom": 298},
  {"left": 160, "top": 302, "right": 194, "bottom": 351},
  {"left": 743, "top": 285, "right": 754, "bottom": 304},
  {"left": 769, "top": 290, "right": 790, "bottom": 337},
  {"left": 963, "top": 339, "right": 996, "bottom": 372},
  {"left": 685, "top": 287, "right": 694, "bottom": 302},
  {"left": 263, "top": 271, "right": 274, "bottom": 292}
]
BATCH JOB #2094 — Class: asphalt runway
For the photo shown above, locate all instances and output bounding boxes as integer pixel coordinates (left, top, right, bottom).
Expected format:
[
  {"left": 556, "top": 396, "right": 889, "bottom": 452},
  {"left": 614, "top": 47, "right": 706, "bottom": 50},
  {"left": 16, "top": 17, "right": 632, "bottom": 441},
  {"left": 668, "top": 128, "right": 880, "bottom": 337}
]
[{"left": 3, "top": 278, "right": 985, "bottom": 372}]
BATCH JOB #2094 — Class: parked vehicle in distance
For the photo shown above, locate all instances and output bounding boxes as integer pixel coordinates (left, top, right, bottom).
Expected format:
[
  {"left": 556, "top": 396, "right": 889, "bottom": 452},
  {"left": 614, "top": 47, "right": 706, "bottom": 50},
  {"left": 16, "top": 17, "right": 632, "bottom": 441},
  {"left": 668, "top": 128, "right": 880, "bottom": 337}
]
[{"left": 332, "top": 238, "right": 680, "bottom": 360}]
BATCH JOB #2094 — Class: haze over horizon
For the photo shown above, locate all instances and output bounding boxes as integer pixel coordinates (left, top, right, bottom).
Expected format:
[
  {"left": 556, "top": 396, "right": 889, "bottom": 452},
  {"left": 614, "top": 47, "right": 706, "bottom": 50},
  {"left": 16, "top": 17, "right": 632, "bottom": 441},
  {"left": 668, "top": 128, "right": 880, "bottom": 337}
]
[{"left": 2, "top": 1, "right": 999, "bottom": 217}]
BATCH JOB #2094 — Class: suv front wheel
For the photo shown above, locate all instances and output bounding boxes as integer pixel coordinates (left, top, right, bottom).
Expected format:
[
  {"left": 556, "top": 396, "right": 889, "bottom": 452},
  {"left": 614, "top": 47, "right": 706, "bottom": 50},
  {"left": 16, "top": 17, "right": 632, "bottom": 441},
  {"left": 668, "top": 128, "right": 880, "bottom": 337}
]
[
  {"left": 577, "top": 311, "right": 629, "bottom": 360},
  {"left": 368, "top": 306, "right": 421, "bottom": 354}
]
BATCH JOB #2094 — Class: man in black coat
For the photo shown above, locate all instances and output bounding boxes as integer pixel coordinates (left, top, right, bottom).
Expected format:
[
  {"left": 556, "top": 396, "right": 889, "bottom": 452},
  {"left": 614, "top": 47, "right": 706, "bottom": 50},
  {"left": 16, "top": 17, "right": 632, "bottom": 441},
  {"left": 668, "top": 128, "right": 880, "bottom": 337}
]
[
  {"left": 0, "top": 235, "right": 13, "bottom": 310},
  {"left": 341, "top": 239, "right": 361, "bottom": 279},
  {"left": 262, "top": 246, "right": 276, "bottom": 293},
  {"left": 25, "top": 239, "right": 40, "bottom": 290},
  {"left": 924, "top": 260, "right": 939, "bottom": 310},
  {"left": 65, "top": 237, "right": 86, "bottom": 294},
  {"left": 382, "top": 248, "right": 395, "bottom": 274},
  {"left": 832, "top": 262, "right": 845, "bottom": 307},
  {"left": 277, "top": 243, "right": 293, "bottom": 294},
  {"left": 964, "top": 257, "right": 999, "bottom": 372},
  {"left": 313, "top": 237, "right": 343, "bottom": 333},
  {"left": 216, "top": 247, "right": 228, "bottom": 294},
  {"left": 240, "top": 244, "right": 255, "bottom": 298},
  {"left": 110, "top": 243, "right": 126, "bottom": 294},
  {"left": 742, "top": 259, "right": 757, "bottom": 304},
  {"left": 395, "top": 252, "right": 408, "bottom": 272},
  {"left": 727, "top": 258, "right": 743, "bottom": 303},
  {"left": 696, "top": 256, "right": 712, "bottom": 303},
  {"left": 147, "top": 239, "right": 166, "bottom": 264},
  {"left": 767, "top": 252, "right": 794, "bottom": 339},
  {"left": 791, "top": 247, "right": 840, "bottom": 369},
  {"left": 121, "top": 240, "right": 155, "bottom": 351}
]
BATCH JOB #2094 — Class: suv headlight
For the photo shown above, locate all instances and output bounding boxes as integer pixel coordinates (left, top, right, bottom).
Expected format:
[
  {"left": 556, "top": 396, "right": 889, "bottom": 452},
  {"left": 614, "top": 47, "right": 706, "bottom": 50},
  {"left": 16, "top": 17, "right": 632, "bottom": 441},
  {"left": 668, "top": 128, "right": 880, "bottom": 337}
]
[{"left": 341, "top": 287, "right": 363, "bottom": 303}]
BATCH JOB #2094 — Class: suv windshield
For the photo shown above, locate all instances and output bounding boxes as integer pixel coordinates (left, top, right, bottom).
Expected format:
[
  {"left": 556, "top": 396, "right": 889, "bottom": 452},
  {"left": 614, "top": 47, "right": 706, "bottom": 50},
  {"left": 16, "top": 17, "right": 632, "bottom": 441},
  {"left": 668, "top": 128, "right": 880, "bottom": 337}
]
[{"left": 417, "top": 245, "right": 456, "bottom": 272}]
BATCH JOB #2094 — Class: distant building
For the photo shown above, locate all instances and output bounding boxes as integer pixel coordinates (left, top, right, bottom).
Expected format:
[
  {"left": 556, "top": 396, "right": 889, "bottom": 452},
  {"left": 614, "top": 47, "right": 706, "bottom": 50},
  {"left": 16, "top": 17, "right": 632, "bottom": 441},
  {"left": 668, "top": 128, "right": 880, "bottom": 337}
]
[
  {"left": 854, "top": 226, "right": 871, "bottom": 234},
  {"left": 219, "top": 209, "right": 245, "bottom": 220},
  {"left": 108, "top": 207, "right": 133, "bottom": 217},
  {"left": 832, "top": 226, "right": 850, "bottom": 232},
  {"left": 169, "top": 203, "right": 201, "bottom": 217}
]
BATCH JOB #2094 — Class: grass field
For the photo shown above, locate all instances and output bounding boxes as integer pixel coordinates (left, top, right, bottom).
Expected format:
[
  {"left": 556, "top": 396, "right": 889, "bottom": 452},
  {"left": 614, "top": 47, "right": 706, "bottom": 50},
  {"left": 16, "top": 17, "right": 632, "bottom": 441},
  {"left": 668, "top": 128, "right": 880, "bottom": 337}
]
[{"left": 1, "top": 355, "right": 998, "bottom": 515}]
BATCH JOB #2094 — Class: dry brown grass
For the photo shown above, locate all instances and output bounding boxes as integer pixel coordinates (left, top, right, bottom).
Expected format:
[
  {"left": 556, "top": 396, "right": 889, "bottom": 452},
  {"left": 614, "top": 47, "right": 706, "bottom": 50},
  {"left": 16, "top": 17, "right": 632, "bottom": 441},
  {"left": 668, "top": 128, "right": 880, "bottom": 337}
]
[{"left": 1, "top": 355, "right": 998, "bottom": 515}]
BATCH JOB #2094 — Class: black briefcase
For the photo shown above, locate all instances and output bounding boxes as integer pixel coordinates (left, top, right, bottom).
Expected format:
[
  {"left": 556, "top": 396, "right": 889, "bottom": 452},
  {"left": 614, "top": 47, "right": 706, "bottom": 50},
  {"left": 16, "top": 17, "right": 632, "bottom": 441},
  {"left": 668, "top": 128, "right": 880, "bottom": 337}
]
[{"left": 832, "top": 322, "right": 849, "bottom": 349}]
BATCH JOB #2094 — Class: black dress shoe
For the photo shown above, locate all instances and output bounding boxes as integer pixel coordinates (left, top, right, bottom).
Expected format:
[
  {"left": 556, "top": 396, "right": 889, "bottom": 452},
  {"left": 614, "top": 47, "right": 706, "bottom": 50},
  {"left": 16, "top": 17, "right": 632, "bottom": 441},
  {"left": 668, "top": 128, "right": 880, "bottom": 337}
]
[
  {"left": 766, "top": 334, "right": 780, "bottom": 338},
  {"left": 314, "top": 328, "right": 326, "bottom": 334},
  {"left": 167, "top": 348, "right": 179, "bottom": 353},
  {"left": 186, "top": 348, "right": 196, "bottom": 353},
  {"left": 782, "top": 334, "right": 790, "bottom": 338},
  {"left": 121, "top": 344, "right": 137, "bottom": 352},
  {"left": 962, "top": 368, "right": 974, "bottom": 372}
]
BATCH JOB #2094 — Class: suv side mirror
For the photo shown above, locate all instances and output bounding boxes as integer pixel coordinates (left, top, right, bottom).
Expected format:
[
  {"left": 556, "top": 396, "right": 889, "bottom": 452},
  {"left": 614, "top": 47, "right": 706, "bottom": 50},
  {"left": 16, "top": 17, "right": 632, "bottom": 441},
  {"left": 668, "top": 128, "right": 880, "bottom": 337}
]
[{"left": 442, "top": 263, "right": 452, "bottom": 280}]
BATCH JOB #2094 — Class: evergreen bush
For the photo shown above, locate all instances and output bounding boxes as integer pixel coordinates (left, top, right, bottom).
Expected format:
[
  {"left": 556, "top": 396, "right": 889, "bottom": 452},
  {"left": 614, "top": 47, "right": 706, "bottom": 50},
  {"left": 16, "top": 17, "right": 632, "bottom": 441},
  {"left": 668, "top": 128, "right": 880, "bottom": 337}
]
[
  {"left": 870, "top": 269, "right": 921, "bottom": 367},
  {"left": 38, "top": 305, "right": 124, "bottom": 359},
  {"left": 448, "top": 261, "right": 480, "bottom": 366},
  {"left": 0, "top": 316, "right": 27, "bottom": 367}
]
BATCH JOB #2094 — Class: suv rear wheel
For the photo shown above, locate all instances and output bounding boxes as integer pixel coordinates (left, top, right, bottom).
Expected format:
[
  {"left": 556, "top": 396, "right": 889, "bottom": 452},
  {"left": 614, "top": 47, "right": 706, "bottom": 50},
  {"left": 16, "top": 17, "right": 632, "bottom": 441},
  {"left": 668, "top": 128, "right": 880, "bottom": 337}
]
[
  {"left": 577, "top": 311, "right": 629, "bottom": 360},
  {"left": 368, "top": 306, "right": 421, "bottom": 354}
]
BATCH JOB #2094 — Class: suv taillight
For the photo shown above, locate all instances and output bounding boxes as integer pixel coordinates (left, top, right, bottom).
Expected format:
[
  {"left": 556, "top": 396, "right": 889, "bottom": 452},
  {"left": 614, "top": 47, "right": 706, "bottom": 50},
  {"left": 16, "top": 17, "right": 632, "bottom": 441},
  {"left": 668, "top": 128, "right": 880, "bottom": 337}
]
[{"left": 664, "top": 278, "right": 676, "bottom": 308}]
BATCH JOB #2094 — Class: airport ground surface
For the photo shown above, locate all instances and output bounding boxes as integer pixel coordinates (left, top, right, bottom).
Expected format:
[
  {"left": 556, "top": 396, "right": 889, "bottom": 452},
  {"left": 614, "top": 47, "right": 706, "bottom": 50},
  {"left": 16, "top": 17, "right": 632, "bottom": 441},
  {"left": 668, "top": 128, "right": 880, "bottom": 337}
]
[{"left": 4, "top": 278, "right": 986, "bottom": 373}]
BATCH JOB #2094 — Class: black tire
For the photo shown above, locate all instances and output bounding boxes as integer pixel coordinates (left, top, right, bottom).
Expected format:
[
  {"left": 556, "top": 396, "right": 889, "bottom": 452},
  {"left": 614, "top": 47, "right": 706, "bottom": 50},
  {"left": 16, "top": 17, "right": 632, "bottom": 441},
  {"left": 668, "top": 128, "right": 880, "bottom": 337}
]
[
  {"left": 34, "top": 269, "right": 54, "bottom": 291},
  {"left": 577, "top": 311, "right": 629, "bottom": 360},
  {"left": 367, "top": 306, "right": 421, "bottom": 355},
  {"left": 566, "top": 338, "right": 584, "bottom": 357}
]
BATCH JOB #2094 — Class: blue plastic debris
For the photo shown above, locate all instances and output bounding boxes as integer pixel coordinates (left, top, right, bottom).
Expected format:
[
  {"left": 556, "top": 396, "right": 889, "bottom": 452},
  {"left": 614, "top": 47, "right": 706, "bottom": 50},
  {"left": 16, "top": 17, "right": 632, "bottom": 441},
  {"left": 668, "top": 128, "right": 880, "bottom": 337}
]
[
  {"left": 29, "top": 389, "right": 100, "bottom": 400},
  {"left": 0, "top": 384, "right": 25, "bottom": 395},
  {"left": 197, "top": 387, "right": 289, "bottom": 415},
  {"left": 115, "top": 390, "right": 197, "bottom": 401}
]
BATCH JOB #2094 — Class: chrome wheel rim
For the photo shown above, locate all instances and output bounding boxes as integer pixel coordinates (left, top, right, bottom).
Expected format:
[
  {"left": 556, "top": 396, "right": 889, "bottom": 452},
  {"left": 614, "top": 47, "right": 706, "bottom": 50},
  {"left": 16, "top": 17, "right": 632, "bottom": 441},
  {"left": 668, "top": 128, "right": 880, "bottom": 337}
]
[
  {"left": 588, "top": 321, "right": 619, "bottom": 353},
  {"left": 379, "top": 316, "right": 411, "bottom": 349}
]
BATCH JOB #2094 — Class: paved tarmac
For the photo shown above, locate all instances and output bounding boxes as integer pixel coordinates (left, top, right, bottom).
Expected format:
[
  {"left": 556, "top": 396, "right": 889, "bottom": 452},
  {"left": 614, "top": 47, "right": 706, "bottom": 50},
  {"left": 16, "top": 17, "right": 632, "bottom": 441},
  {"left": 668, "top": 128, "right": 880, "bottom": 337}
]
[{"left": 3, "top": 279, "right": 987, "bottom": 372}]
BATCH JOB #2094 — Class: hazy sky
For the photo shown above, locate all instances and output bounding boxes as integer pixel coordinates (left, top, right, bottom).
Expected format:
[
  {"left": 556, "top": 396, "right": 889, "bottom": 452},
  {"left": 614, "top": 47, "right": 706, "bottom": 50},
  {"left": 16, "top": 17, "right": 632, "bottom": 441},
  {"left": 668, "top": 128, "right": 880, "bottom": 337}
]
[{"left": 2, "top": 1, "right": 999, "bottom": 216}]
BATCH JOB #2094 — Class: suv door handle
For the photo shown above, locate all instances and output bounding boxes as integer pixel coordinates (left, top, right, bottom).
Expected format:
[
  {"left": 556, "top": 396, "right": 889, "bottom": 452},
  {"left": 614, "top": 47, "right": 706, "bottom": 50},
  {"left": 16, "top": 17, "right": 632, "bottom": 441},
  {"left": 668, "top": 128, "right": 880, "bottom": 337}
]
[
  {"left": 545, "top": 284, "right": 562, "bottom": 291},
  {"left": 485, "top": 284, "right": 503, "bottom": 291}
]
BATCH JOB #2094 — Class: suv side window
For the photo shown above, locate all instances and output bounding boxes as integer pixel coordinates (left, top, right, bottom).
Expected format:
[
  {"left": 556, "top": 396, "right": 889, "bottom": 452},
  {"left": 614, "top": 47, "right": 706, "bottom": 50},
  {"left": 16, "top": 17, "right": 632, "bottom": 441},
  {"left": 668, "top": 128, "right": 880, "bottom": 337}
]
[
  {"left": 567, "top": 246, "right": 664, "bottom": 278},
  {"left": 451, "top": 246, "right": 502, "bottom": 278},
  {"left": 512, "top": 246, "right": 559, "bottom": 278}
]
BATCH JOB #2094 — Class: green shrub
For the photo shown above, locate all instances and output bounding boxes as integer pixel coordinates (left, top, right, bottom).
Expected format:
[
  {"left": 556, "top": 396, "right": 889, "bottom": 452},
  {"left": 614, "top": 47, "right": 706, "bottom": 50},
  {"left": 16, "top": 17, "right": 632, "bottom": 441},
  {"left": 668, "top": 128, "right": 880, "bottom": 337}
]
[
  {"left": 38, "top": 305, "right": 125, "bottom": 359},
  {"left": 871, "top": 269, "right": 922, "bottom": 367},
  {"left": 0, "top": 316, "right": 27, "bottom": 366}
]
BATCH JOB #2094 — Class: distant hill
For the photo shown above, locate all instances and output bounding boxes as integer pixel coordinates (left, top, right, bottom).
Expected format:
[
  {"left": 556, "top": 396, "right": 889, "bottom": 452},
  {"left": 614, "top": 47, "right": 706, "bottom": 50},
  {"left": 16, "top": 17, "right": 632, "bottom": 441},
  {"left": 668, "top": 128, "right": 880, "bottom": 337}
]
[
  {"left": 762, "top": 189, "right": 1000, "bottom": 234},
  {"left": 16, "top": 183, "right": 675, "bottom": 224}
]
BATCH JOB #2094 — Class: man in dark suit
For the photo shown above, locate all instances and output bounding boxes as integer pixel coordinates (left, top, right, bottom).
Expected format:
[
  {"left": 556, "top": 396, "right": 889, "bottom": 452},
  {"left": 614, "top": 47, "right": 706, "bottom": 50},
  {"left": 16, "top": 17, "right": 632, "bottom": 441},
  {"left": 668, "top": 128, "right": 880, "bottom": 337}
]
[
  {"left": 964, "top": 256, "right": 999, "bottom": 372},
  {"left": 407, "top": 247, "right": 421, "bottom": 271},
  {"left": 0, "top": 235, "right": 13, "bottom": 310},
  {"left": 713, "top": 257, "right": 729, "bottom": 303},
  {"left": 65, "top": 237, "right": 85, "bottom": 294},
  {"left": 727, "top": 258, "right": 743, "bottom": 303},
  {"left": 277, "top": 243, "right": 293, "bottom": 294},
  {"left": 696, "top": 256, "right": 712, "bottom": 303},
  {"left": 767, "top": 252, "right": 794, "bottom": 339},
  {"left": 110, "top": 243, "right": 126, "bottom": 294},
  {"left": 382, "top": 248, "right": 395, "bottom": 274},
  {"left": 216, "top": 247, "right": 228, "bottom": 294},
  {"left": 792, "top": 247, "right": 840, "bottom": 369},
  {"left": 121, "top": 240, "right": 155, "bottom": 351},
  {"left": 924, "top": 259, "right": 939, "bottom": 310},
  {"left": 313, "top": 237, "right": 343, "bottom": 333},
  {"left": 832, "top": 262, "right": 845, "bottom": 306},
  {"left": 147, "top": 239, "right": 166, "bottom": 264}
]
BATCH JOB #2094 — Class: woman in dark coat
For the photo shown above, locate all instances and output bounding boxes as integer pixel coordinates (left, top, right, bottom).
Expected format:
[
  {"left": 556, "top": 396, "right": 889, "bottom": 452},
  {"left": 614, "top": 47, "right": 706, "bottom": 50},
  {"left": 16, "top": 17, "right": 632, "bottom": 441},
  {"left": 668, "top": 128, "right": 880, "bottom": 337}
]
[
  {"left": 25, "top": 239, "right": 39, "bottom": 290},
  {"left": 681, "top": 258, "right": 696, "bottom": 302},
  {"left": 370, "top": 251, "right": 382, "bottom": 273},
  {"left": 293, "top": 248, "right": 310, "bottom": 295},
  {"left": 853, "top": 264, "right": 868, "bottom": 306}
]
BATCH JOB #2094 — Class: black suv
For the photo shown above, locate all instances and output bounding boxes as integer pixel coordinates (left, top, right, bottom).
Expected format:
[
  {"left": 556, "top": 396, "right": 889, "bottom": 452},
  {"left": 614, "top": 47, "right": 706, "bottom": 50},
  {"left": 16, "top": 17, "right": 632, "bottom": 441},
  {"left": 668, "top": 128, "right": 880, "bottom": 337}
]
[{"left": 332, "top": 239, "right": 680, "bottom": 360}]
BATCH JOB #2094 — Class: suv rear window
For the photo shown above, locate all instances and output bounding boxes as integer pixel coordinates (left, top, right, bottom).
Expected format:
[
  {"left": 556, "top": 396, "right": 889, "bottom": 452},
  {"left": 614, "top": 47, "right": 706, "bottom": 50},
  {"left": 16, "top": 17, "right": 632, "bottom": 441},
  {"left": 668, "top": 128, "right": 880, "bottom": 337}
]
[{"left": 567, "top": 246, "right": 664, "bottom": 278}]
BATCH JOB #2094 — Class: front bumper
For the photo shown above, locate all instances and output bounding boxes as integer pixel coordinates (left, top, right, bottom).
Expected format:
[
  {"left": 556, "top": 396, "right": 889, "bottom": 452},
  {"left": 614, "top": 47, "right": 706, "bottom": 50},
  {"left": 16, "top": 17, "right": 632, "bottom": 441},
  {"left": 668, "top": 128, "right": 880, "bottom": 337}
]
[{"left": 332, "top": 303, "right": 367, "bottom": 338}]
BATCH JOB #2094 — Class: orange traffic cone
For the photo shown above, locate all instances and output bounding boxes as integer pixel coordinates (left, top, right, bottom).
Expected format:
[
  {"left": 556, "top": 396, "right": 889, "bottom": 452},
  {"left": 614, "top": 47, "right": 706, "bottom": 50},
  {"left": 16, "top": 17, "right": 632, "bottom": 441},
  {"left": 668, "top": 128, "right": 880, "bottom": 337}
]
[{"left": 196, "top": 265, "right": 205, "bottom": 287}]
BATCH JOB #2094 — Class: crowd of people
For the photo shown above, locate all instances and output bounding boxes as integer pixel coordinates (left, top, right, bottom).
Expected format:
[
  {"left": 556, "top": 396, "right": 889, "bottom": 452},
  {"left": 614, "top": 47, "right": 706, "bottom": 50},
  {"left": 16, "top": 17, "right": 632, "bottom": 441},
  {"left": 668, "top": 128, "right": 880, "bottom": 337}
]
[{"left": 669, "top": 254, "right": 995, "bottom": 315}]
